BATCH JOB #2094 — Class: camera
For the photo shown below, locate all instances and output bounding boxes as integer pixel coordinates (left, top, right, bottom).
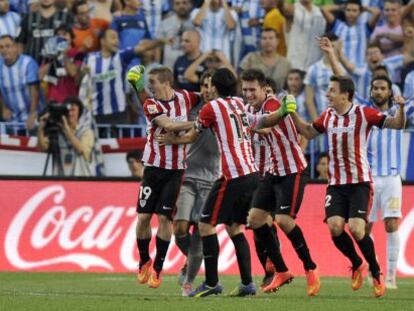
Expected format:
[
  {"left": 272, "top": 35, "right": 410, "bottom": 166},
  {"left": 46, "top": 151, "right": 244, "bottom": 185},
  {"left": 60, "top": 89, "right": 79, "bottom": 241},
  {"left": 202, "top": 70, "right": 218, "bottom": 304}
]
[{"left": 42, "top": 101, "right": 71, "bottom": 135}]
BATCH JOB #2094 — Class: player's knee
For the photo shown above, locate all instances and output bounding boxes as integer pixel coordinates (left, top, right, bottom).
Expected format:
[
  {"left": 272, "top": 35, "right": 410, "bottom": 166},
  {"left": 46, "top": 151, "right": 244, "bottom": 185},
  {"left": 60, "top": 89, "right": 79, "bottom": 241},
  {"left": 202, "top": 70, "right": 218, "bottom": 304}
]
[
  {"left": 384, "top": 218, "right": 399, "bottom": 233},
  {"left": 328, "top": 221, "right": 344, "bottom": 237},
  {"left": 348, "top": 224, "right": 365, "bottom": 241},
  {"left": 158, "top": 214, "right": 171, "bottom": 227},
  {"left": 137, "top": 214, "right": 151, "bottom": 228},
  {"left": 275, "top": 215, "right": 295, "bottom": 233},
  {"left": 225, "top": 224, "right": 243, "bottom": 237},
  {"left": 247, "top": 208, "right": 267, "bottom": 229},
  {"left": 199, "top": 222, "right": 215, "bottom": 236},
  {"left": 173, "top": 220, "right": 189, "bottom": 236}
]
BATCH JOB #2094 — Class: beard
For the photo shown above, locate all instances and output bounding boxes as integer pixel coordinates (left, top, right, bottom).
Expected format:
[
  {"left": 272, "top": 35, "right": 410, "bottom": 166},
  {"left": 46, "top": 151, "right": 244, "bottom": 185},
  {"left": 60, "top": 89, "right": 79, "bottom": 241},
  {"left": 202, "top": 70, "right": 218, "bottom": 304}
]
[{"left": 371, "top": 96, "right": 389, "bottom": 106}]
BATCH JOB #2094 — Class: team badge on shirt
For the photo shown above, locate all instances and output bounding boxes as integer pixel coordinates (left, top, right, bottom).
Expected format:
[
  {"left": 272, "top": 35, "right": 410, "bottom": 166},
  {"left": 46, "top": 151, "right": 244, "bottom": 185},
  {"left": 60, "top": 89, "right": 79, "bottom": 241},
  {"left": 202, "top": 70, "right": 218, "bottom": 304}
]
[{"left": 147, "top": 104, "right": 159, "bottom": 115}]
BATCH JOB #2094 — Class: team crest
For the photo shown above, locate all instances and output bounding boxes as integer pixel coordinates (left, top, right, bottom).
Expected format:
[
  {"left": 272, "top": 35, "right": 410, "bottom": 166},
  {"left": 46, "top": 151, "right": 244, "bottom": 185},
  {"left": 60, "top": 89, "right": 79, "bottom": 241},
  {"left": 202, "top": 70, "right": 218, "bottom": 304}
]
[
  {"left": 140, "top": 199, "right": 147, "bottom": 207},
  {"left": 147, "top": 105, "right": 158, "bottom": 115}
]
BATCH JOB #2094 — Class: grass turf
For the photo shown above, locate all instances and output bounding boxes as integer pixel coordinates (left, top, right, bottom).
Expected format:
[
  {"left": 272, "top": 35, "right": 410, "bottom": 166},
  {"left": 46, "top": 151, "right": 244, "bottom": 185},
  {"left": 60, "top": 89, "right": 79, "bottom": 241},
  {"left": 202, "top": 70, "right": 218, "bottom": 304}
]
[{"left": 0, "top": 272, "right": 413, "bottom": 311}]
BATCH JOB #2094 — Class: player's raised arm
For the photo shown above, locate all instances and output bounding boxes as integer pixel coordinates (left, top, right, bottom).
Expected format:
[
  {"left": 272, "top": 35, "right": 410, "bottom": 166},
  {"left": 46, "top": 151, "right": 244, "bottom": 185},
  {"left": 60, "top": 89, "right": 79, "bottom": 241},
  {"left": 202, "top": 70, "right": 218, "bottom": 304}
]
[
  {"left": 383, "top": 96, "right": 406, "bottom": 129},
  {"left": 252, "top": 95, "right": 297, "bottom": 129},
  {"left": 290, "top": 112, "right": 320, "bottom": 140}
]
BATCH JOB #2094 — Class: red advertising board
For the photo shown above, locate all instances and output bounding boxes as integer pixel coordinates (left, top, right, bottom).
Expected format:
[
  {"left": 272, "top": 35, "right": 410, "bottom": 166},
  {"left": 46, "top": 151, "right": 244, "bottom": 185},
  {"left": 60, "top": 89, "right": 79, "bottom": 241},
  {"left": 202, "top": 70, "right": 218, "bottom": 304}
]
[{"left": 0, "top": 180, "right": 413, "bottom": 276}]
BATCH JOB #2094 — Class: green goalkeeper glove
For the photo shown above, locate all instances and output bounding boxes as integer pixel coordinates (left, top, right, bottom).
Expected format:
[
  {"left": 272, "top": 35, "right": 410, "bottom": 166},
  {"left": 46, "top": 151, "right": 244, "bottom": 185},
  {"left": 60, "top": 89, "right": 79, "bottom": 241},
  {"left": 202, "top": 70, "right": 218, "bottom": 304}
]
[
  {"left": 127, "top": 65, "right": 145, "bottom": 93},
  {"left": 277, "top": 94, "right": 297, "bottom": 118}
]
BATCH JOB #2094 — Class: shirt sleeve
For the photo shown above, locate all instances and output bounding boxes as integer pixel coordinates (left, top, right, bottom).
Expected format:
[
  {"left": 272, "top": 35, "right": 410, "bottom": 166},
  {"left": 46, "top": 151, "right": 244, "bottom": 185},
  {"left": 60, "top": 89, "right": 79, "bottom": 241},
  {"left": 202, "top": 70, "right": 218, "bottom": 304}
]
[
  {"left": 143, "top": 99, "right": 165, "bottom": 122},
  {"left": 312, "top": 111, "right": 327, "bottom": 133},
  {"left": 196, "top": 102, "right": 215, "bottom": 130},
  {"left": 363, "top": 106, "right": 387, "bottom": 128},
  {"left": 262, "top": 97, "right": 280, "bottom": 114},
  {"left": 17, "top": 14, "right": 29, "bottom": 44},
  {"left": 26, "top": 57, "right": 39, "bottom": 84}
]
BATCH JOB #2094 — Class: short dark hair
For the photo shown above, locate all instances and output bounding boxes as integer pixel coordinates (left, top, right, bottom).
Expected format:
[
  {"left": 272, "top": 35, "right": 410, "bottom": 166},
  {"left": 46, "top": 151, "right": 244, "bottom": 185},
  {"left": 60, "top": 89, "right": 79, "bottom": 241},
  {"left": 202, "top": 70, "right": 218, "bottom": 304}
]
[
  {"left": 0, "top": 34, "right": 15, "bottom": 42},
  {"left": 149, "top": 66, "right": 174, "bottom": 86},
  {"left": 345, "top": 0, "right": 362, "bottom": 10},
  {"left": 126, "top": 149, "right": 143, "bottom": 162},
  {"left": 373, "top": 65, "right": 389, "bottom": 75},
  {"left": 72, "top": 0, "right": 89, "bottom": 15},
  {"left": 63, "top": 96, "right": 84, "bottom": 119},
  {"left": 265, "top": 77, "right": 277, "bottom": 94},
  {"left": 317, "top": 152, "right": 329, "bottom": 162},
  {"left": 98, "top": 28, "right": 115, "bottom": 42},
  {"left": 370, "top": 75, "right": 393, "bottom": 91},
  {"left": 261, "top": 28, "right": 279, "bottom": 37},
  {"left": 384, "top": 0, "right": 402, "bottom": 5},
  {"left": 240, "top": 69, "right": 267, "bottom": 87},
  {"left": 200, "top": 68, "right": 216, "bottom": 85},
  {"left": 330, "top": 75, "right": 355, "bottom": 101},
  {"left": 211, "top": 68, "right": 238, "bottom": 97}
]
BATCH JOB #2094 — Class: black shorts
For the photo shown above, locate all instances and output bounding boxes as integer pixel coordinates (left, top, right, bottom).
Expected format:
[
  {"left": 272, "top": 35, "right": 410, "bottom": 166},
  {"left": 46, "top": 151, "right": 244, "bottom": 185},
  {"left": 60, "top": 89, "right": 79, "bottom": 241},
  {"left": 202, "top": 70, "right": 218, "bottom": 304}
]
[
  {"left": 136, "top": 166, "right": 185, "bottom": 219},
  {"left": 325, "top": 182, "right": 373, "bottom": 222},
  {"left": 251, "top": 170, "right": 309, "bottom": 218},
  {"left": 200, "top": 172, "right": 260, "bottom": 226}
]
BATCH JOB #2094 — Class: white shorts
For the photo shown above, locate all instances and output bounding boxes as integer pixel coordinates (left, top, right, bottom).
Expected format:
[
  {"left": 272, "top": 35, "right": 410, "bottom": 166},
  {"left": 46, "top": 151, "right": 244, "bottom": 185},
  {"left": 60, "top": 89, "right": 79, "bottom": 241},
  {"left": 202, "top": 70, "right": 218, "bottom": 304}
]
[{"left": 369, "top": 175, "right": 402, "bottom": 222}]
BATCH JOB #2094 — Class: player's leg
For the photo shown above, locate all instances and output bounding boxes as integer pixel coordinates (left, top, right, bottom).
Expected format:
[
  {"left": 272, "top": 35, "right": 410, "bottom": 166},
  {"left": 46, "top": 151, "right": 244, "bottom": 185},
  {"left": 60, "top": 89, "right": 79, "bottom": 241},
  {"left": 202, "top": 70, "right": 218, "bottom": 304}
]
[
  {"left": 381, "top": 175, "right": 402, "bottom": 289},
  {"left": 149, "top": 169, "right": 185, "bottom": 288},
  {"left": 276, "top": 172, "right": 317, "bottom": 267},
  {"left": 136, "top": 166, "right": 161, "bottom": 284},
  {"left": 189, "top": 179, "right": 225, "bottom": 297},
  {"left": 248, "top": 174, "right": 292, "bottom": 293},
  {"left": 348, "top": 183, "right": 385, "bottom": 297},
  {"left": 326, "top": 185, "right": 364, "bottom": 290},
  {"left": 181, "top": 180, "right": 213, "bottom": 295}
]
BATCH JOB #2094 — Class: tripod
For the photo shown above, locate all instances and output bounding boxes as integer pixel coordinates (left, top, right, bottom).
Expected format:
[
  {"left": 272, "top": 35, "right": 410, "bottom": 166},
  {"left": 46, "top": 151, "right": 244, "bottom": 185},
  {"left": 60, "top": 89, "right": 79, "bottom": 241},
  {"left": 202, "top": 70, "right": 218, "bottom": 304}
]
[{"left": 43, "top": 131, "right": 64, "bottom": 176}]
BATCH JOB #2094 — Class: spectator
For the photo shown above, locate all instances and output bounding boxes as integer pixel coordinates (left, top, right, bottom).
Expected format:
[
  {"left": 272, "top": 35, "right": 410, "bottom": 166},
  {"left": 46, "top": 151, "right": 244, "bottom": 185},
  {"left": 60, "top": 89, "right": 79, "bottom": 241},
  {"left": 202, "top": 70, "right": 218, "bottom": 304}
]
[
  {"left": 0, "top": 35, "right": 40, "bottom": 131},
  {"left": 337, "top": 43, "right": 407, "bottom": 98},
  {"left": 231, "top": 0, "right": 264, "bottom": 56},
  {"left": 72, "top": 0, "right": 109, "bottom": 53},
  {"left": 126, "top": 149, "right": 143, "bottom": 179},
  {"left": 39, "top": 26, "right": 84, "bottom": 103},
  {"left": 371, "top": 64, "right": 402, "bottom": 96},
  {"left": 174, "top": 30, "right": 203, "bottom": 91},
  {"left": 0, "top": 0, "right": 21, "bottom": 38},
  {"left": 285, "top": 69, "right": 309, "bottom": 121},
  {"left": 183, "top": 48, "right": 237, "bottom": 88},
  {"left": 111, "top": 0, "right": 152, "bottom": 67},
  {"left": 370, "top": 0, "right": 404, "bottom": 58},
  {"left": 265, "top": 76, "right": 277, "bottom": 95},
  {"left": 158, "top": 0, "right": 194, "bottom": 68},
  {"left": 78, "top": 28, "right": 165, "bottom": 125},
  {"left": 261, "top": 0, "right": 287, "bottom": 56},
  {"left": 403, "top": 69, "right": 414, "bottom": 98},
  {"left": 315, "top": 152, "right": 328, "bottom": 181},
  {"left": 141, "top": 0, "right": 171, "bottom": 38},
  {"left": 17, "top": 0, "right": 74, "bottom": 64},
  {"left": 321, "top": 0, "right": 381, "bottom": 66},
  {"left": 279, "top": 0, "right": 327, "bottom": 71},
  {"left": 191, "top": 0, "right": 239, "bottom": 64},
  {"left": 89, "top": 0, "right": 122, "bottom": 22},
  {"left": 37, "top": 96, "right": 96, "bottom": 176},
  {"left": 304, "top": 32, "right": 341, "bottom": 120},
  {"left": 239, "top": 28, "right": 290, "bottom": 93}
]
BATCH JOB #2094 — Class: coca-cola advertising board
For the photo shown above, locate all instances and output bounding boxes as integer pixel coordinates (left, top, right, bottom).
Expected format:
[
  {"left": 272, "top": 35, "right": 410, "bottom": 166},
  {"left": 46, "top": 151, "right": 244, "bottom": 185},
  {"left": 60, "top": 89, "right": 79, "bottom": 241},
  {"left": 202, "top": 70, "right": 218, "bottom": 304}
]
[{"left": 1, "top": 180, "right": 413, "bottom": 276}]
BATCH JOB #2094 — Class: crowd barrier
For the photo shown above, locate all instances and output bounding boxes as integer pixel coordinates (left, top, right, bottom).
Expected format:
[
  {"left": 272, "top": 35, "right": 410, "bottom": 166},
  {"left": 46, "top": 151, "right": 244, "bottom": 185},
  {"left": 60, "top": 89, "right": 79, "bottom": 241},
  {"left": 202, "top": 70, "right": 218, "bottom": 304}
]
[{"left": 1, "top": 178, "right": 413, "bottom": 277}]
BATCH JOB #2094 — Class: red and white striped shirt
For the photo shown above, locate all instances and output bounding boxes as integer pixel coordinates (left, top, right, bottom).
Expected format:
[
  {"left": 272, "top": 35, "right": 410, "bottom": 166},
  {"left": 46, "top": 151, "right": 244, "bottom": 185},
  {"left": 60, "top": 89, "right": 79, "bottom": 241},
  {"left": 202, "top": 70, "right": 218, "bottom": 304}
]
[
  {"left": 197, "top": 97, "right": 258, "bottom": 180},
  {"left": 261, "top": 96, "right": 307, "bottom": 176},
  {"left": 246, "top": 104, "right": 272, "bottom": 176},
  {"left": 312, "top": 104, "right": 387, "bottom": 186},
  {"left": 142, "top": 90, "right": 198, "bottom": 170}
]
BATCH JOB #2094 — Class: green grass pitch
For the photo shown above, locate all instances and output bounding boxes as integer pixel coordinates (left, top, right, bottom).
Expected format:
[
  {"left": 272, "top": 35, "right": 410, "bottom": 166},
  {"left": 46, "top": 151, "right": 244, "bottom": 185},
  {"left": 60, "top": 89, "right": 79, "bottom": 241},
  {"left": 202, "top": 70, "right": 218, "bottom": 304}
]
[{"left": 1, "top": 272, "right": 414, "bottom": 311}]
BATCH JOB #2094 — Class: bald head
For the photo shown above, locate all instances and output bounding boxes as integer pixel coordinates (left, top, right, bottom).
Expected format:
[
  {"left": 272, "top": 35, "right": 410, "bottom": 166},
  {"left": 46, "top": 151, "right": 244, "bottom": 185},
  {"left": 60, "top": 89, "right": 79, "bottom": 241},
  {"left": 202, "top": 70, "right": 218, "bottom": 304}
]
[{"left": 181, "top": 30, "right": 200, "bottom": 54}]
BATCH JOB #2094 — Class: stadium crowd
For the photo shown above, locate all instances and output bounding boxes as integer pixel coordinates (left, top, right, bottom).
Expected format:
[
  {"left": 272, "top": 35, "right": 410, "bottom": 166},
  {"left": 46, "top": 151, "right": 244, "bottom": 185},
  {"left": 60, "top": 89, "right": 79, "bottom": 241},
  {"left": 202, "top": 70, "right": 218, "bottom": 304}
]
[{"left": 1, "top": 0, "right": 414, "bottom": 178}]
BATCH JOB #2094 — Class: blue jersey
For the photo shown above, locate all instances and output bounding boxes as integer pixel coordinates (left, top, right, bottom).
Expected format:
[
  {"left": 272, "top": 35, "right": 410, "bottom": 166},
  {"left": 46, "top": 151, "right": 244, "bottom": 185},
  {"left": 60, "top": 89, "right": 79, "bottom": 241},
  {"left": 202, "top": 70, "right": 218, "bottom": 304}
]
[
  {"left": 0, "top": 54, "right": 39, "bottom": 122},
  {"left": 80, "top": 49, "right": 136, "bottom": 116},
  {"left": 332, "top": 18, "right": 372, "bottom": 67},
  {"left": 0, "top": 11, "right": 21, "bottom": 38},
  {"left": 355, "top": 95, "right": 404, "bottom": 176},
  {"left": 304, "top": 59, "right": 332, "bottom": 115},
  {"left": 111, "top": 13, "right": 152, "bottom": 50}
]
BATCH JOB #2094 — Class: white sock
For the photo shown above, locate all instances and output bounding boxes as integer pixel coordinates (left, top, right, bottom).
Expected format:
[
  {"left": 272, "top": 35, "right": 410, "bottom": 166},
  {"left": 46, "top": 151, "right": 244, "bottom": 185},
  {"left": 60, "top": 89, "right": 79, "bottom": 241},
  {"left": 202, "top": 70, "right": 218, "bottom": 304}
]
[{"left": 386, "top": 231, "right": 400, "bottom": 279}]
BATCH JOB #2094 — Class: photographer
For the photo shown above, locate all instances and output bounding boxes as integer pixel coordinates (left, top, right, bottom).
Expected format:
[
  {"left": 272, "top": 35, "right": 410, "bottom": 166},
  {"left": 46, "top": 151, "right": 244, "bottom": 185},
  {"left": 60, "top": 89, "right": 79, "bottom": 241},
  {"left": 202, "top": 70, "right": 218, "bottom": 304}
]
[
  {"left": 37, "top": 96, "right": 95, "bottom": 176},
  {"left": 39, "top": 26, "right": 84, "bottom": 103}
]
